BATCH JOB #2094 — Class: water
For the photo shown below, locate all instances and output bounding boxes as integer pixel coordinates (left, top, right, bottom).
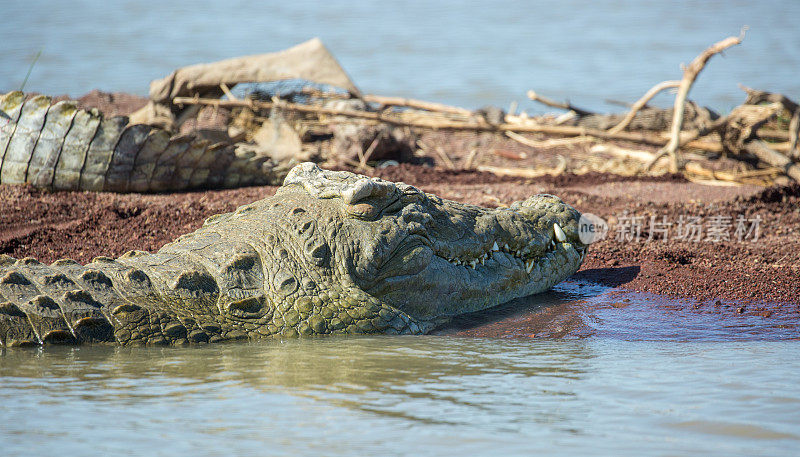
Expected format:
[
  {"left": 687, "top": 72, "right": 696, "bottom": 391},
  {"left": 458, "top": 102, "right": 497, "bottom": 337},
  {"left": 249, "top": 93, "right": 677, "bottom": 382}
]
[
  {"left": 2, "top": 3, "right": 800, "bottom": 454},
  {"left": 2, "top": 1, "right": 799, "bottom": 112},
  {"left": 1, "top": 282, "right": 799, "bottom": 456},
  {"left": 2, "top": 338, "right": 798, "bottom": 456}
]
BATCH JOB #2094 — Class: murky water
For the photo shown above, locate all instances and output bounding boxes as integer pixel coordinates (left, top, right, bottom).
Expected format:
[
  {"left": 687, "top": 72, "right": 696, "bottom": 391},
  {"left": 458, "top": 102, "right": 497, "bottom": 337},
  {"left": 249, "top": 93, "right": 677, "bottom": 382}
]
[
  {"left": 2, "top": 1, "right": 799, "bottom": 112},
  {"left": 2, "top": 2, "right": 800, "bottom": 454},
  {"left": 1, "top": 282, "right": 799, "bottom": 456}
]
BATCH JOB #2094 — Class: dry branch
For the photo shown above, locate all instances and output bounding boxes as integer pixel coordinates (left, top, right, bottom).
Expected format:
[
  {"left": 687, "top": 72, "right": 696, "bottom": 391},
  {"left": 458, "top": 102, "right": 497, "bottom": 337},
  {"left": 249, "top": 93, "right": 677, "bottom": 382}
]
[
  {"left": 506, "top": 130, "right": 595, "bottom": 149},
  {"left": 743, "top": 140, "right": 800, "bottom": 182},
  {"left": 173, "top": 96, "right": 692, "bottom": 146},
  {"left": 463, "top": 148, "right": 481, "bottom": 170},
  {"left": 418, "top": 140, "right": 456, "bottom": 170},
  {"left": 789, "top": 110, "right": 800, "bottom": 160},
  {"left": 684, "top": 161, "right": 782, "bottom": 186},
  {"left": 653, "top": 30, "right": 746, "bottom": 173},
  {"left": 526, "top": 90, "right": 594, "bottom": 116},
  {"left": 220, "top": 83, "right": 237, "bottom": 101},
  {"left": 591, "top": 144, "right": 661, "bottom": 164},
  {"left": 741, "top": 86, "right": 800, "bottom": 113},
  {"left": 362, "top": 94, "right": 473, "bottom": 117},
  {"left": 607, "top": 80, "right": 681, "bottom": 134}
]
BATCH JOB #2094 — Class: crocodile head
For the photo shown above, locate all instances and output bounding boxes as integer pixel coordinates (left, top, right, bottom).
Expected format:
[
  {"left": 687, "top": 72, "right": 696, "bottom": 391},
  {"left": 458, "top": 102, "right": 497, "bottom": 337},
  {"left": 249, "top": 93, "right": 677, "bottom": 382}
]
[{"left": 238, "top": 163, "right": 586, "bottom": 334}]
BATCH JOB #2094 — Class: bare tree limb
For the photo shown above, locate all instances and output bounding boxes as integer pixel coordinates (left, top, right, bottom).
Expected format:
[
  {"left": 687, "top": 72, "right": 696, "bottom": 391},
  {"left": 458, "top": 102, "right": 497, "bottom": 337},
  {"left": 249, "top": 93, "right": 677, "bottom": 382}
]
[
  {"left": 463, "top": 148, "right": 481, "bottom": 170},
  {"left": 740, "top": 86, "right": 800, "bottom": 113},
  {"left": 789, "top": 109, "right": 800, "bottom": 160},
  {"left": 506, "top": 130, "right": 595, "bottom": 148},
  {"left": 173, "top": 95, "right": 736, "bottom": 153},
  {"left": 526, "top": 90, "right": 594, "bottom": 116},
  {"left": 744, "top": 140, "right": 800, "bottom": 181},
  {"left": 654, "top": 30, "right": 746, "bottom": 173},
  {"left": 362, "top": 94, "right": 473, "bottom": 117},
  {"left": 607, "top": 80, "right": 680, "bottom": 134},
  {"left": 418, "top": 140, "right": 456, "bottom": 170}
]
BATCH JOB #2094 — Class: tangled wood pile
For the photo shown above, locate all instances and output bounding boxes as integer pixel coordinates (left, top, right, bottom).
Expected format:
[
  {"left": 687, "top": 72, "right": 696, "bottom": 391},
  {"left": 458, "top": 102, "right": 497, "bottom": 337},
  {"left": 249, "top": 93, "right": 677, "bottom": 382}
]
[{"left": 138, "top": 34, "right": 799, "bottom": 186}]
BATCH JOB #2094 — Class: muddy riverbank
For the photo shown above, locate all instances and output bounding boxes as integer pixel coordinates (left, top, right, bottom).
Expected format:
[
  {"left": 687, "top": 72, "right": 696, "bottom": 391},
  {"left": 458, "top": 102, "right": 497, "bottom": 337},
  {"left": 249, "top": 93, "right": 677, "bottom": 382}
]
[{"left": 2, "top": 91, "right": 798, "bottom": 328}]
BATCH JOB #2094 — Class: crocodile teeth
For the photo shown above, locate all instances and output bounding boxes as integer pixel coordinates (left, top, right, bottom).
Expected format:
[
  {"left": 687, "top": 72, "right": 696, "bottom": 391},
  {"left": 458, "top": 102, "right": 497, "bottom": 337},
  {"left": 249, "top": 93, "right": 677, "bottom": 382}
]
[
  {"left": 525, "top": 259, "right": 534, "bottom": 273},
  {"left": 492, "top": 242, "right": 499, "bottom": 251},
  {"left": 504, "top": 243, "right": 510, "bottom": 251},
  {"left": 550, "top": 240, "right": 556, "bottom": 249},
  {"left": 554, "top": 223, "right": 566, "bottom": 242},
  {"left": 470, "top": 259, "right": 477, "bottom": 268}
]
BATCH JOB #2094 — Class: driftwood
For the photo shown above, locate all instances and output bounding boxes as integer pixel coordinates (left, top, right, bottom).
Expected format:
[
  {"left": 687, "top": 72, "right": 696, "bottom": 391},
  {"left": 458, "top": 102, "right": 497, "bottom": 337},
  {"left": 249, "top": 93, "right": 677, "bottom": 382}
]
[
  {"left": 741, "top": 86, "right": 799, "bottom": 113},
  {"left": 743, "top": 141, "right": 800, "bottom": 182},
  {"left": 717, "top": 103, "right": 800, "bottom": 182},
  {"left": 607, "top": 80, "right": 681, "bottom": 134},
  {"left": 790, "top": 110, "right": 800, "bottom": 160},
  {"left": 526, "top": 90, "right": 594, "bottom": 116},
  {"left": 653, "top": 31, "right": 746, "bottom": 172},
  {"left": 741, "top": 86, "right": 800, "bottom": 160},
  {"left": 158, "top": 34, "right": 800, "bottom": 185},
  {"left": 506, "top": 130, "right": 595, "bottom": 149},
  {"left": 463, "top": 147, "right": 481, "bottom": 170},
  {"left": 417, "top": 140, "right": 456, "bottom": 170},
  {"left": 362, "top": 95, "right": 473, "bottom": 117},
  {"left": 177, "top": 96, "right": 745, "bottom": 156}
]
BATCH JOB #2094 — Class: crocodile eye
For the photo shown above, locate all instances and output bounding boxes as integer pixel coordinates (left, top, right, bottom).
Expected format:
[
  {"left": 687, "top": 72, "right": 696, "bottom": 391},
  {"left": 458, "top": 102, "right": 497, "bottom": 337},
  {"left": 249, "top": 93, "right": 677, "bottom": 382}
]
[{"left": 347, "top": 202, "right": 378, "bottom": 219}]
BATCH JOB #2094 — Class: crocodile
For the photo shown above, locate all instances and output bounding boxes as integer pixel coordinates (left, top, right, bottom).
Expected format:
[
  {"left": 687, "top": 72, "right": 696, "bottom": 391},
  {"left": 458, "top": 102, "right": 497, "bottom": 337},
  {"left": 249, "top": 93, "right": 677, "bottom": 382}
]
[
  {"left": 0, "top": 163, "right": 586, "bottom": 346},
  {"left": 0, "top": 91, "right": 286, "bottom": 192}
]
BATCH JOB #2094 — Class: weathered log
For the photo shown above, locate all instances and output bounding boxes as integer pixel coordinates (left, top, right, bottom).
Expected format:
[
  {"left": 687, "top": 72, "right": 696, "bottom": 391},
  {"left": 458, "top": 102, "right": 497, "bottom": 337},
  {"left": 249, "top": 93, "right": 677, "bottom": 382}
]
[
  {"left": 743, "top": 140, "right": 800, "bottom": 182},
  {"left": 526, "top": 90, "right": 594, "bottom": 116},
  {"left": 607, "top": 80, "right": 681, "bottom": 134},
  {"left": 655, "top": 31, "right": 746, "bottom": 172}
]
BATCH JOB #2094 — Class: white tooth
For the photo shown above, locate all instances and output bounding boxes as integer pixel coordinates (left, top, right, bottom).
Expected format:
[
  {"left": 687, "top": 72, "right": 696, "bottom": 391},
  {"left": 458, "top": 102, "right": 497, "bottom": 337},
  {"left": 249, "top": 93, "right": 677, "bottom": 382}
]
[
  {"left": 480, "top": 258, "right": 485, "bottom": 265},
  {"left": 550, "top": 240, "right": 556, "bottom": 248},
  {"left": 482, "top": 253, "right": 488, "bottom": 260},
  {"left": 492, "top": 242, "right": 499, "bottom": 251},
  {"left": 554, "top": 223, "right": 566, "bottom": 242},
  {"left": 526, "top": 260, "right": 534, "bottom": 273},
  {"left": 504, "top": 243, "right": 510, "bottom": 251},
  {"left": 470, "top": 259, "right": 477, "bottom": 268}
]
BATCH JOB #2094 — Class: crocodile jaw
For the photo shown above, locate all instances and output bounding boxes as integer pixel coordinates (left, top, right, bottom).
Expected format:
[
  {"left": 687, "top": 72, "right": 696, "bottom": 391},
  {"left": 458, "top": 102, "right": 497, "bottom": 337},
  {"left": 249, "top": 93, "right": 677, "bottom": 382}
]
[
  {"left": 282, "top": 164, "right": 587, "bottom": 327},
  {"left": 360, "top": 197, "right": 586, "bottom": 323}
]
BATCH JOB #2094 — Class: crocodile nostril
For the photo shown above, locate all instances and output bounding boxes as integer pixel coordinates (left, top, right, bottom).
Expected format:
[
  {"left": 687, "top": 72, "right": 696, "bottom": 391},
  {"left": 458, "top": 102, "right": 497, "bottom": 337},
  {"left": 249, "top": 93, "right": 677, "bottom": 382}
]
[
  {"left": 272, "top": 271, "right": 298, "bottom": 296},
  {"left": 305, "top": 241, "right": 330, "bottom": 266}
]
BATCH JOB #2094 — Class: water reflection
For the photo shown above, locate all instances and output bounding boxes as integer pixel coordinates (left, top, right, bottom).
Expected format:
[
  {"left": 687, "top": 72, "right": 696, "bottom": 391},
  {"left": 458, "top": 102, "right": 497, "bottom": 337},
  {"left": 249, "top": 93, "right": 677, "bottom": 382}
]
[
  {"left": 2, "top": 338, "right": 799, "bottom": 456},
  {"left": 1, "top": 337, "right": 593, "bottom": 428}
]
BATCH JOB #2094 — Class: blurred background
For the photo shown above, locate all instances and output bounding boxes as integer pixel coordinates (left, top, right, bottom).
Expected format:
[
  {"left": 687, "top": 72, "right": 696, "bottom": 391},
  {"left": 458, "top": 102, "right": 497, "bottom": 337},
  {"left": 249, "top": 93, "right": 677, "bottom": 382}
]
[{"left": 2, "top": 0, "right": 798, "bottom": 113}]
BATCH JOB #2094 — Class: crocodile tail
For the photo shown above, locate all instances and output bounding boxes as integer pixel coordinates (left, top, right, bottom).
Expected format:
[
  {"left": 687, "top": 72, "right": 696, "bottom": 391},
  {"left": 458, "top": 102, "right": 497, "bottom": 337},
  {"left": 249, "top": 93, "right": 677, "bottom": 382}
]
[
  {"left": 0, "top": 91, "right": 286, "bottom": 193},
  {"left": 0, "top": 252, "right": 224, "bottom": 347},
  {"left": 0, "top": 254, "right": 119, "bottom": 346}
]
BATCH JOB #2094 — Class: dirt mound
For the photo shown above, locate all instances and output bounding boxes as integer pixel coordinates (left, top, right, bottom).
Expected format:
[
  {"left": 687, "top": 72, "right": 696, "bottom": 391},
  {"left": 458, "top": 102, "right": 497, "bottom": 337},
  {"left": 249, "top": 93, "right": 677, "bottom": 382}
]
[{"left": 745, "top": 183, "right": 800, "bottom": 203}]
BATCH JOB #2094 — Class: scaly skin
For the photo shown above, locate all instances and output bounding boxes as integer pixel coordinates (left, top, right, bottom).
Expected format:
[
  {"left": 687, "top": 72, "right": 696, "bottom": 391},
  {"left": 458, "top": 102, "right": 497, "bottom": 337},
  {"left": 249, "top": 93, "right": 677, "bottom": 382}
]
[
  {"left": 0, "top": 163, "right": 586, "bottom": 346},
  {"left": 0, "top": 91, "right": 287, "bottom": 192}
]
